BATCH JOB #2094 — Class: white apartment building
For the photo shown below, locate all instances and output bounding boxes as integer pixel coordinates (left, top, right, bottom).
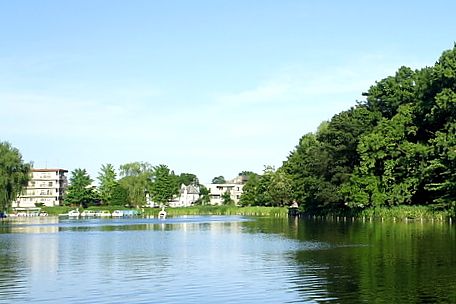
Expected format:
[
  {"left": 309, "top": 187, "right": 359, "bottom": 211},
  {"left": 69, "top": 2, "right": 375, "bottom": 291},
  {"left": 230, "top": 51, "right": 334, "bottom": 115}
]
[
  {"left": 204, "top": 183, "right": 244, "bottom": 205},
  {"left": 14, "top": 168, "right": 68, "bottom": 208}
]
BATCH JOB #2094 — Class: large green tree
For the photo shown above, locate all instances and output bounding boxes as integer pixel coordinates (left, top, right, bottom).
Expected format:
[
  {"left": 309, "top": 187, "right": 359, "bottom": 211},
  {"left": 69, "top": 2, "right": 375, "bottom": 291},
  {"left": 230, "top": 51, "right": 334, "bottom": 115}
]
[
  {"left": 97, "top": 163, "right": 117, "bottom": 205},
  {"left": 110, "top": 183, "right": 129, "bottom": 206},
  {"left": 268, "top": 168, "right": 293, "bottom": 206},
  {"left": 283, "top": 133, "right": 334, "bottom": 212},
  {"left": 342, "top": 104, "right": 427, "bottom": 208},
  {"left": 239, "top": 173, "right": 259, "bottom": 206},
  {"left": 424, "top": 122, "right": 456, "bottom": 208},
  {"left": 239, "top": 166, "right": 290, "bottom": 207},
  {"left": 211, "top": 176, "right": 226, "bottom": 184},
  {"left": 150, "top": 164, "right": 179, "bottom": 205},
  {"left": 64, "top": 168, "right": 96, "bottom": 207},
  {"left": 178, "top": 173, "right": 198, "bottom": 186},
  {"left": 0, "top": 142, "right": 30, "bottom": 214}
]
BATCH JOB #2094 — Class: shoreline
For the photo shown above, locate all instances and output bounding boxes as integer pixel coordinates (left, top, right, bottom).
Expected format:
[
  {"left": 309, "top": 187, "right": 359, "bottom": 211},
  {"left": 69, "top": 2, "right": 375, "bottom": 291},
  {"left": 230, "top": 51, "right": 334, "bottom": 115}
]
[{"left": 3, "top": 205, "right": 449, "bottom": 223}]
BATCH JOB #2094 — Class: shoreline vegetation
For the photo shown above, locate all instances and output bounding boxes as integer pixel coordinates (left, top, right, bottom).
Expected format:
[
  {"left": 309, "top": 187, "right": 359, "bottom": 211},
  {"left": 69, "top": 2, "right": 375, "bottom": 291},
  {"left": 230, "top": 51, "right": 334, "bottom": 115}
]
[{"left": 37, "top": 205, "right": 454, "bottom": 222}]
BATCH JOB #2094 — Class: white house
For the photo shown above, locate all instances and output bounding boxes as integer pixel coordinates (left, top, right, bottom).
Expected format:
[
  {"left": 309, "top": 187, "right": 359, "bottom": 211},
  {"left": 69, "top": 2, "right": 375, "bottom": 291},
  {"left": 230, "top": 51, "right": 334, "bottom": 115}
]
[
  {"left": 204, "top": 183, "right": 244, "bottom": 205},
  {"left": 168, "top": 184, "right": 200, "bottom": 207}
]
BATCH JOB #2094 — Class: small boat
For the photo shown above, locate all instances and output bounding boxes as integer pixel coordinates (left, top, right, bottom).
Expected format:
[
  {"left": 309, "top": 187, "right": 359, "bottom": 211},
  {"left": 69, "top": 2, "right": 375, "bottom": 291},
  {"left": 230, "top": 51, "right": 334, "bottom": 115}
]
[
  {"left": 81, "top": 210, "right": 96, "bottom": 217},
  {"left": 95, "top": 210, "right": 111, "bottom": 217},
  {"left": 123, "top": 210, "right": 140, "bottom": 217},
  {"left": 68, "top": 209, "right": 80, "bottom": 217},
  {"left": 112, "top": 210, "right": 124, "bottom": 217},
  {"left": 158, "top": 206, "right": 167, "bottom": 219}
]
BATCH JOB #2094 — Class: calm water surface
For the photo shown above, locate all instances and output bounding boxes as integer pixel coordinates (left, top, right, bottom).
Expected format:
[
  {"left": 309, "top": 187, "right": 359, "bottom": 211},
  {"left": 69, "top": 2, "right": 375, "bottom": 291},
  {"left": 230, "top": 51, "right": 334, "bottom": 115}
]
[{"left": 0, "top": 216, "right": 454, "bottom": 303}]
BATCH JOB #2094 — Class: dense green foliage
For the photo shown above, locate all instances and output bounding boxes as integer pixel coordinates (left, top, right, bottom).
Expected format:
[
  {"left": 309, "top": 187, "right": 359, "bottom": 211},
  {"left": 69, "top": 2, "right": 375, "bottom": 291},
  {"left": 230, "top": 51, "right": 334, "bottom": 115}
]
[
  {"left": 178, "top": 173, "right": 198, "bottom": 186},
  {"left": 195, "top": 185, "right": 210, "bottom": 205},
  {"left": 221, "top": 191, "right": 234, "bottom": 205},
  {"left": 64, "top": 168, "right": 97, "bottom": 207},
  {"left": 150, "top": 164, "right": 179, "bottom": 205},
  {"left": 118, "top": 162, "right": 154, "bottom": 206},
  {"left": 97, "top": 163, "right": 117, "bottom": 204},
  {"left": 241, "top": 45, "right": 456, "bottom": 217},
  {"left": 0, "top": 142, "right": 30, "bottom": 214},
  {"left": 110, "top": 183, "right": 129, "bottom": 206},
  {"left": 239, "top": 166, "right": 292, "bottom": 207},
  {"left": 116, "top": 162, "right": 201, "bottom": 206},
  {"left": 211, "top": 176, "right": 226, "bottom": 184}
]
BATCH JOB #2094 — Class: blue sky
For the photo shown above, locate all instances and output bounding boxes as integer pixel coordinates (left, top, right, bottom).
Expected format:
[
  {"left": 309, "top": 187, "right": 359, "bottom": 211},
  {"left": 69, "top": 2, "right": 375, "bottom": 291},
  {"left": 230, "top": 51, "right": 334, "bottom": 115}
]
[{"left": 1, "top": 1, "right": 455, "bottom": 183}]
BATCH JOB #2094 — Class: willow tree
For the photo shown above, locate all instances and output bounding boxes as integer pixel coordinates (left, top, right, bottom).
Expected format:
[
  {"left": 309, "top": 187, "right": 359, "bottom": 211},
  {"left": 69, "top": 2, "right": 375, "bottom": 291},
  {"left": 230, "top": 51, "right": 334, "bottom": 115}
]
[
  {"left": 0, "top": 142, "right": 30, "bottom": 214},
  {"left": 118, "top": 162, "right": 154, "bottom": 206}
]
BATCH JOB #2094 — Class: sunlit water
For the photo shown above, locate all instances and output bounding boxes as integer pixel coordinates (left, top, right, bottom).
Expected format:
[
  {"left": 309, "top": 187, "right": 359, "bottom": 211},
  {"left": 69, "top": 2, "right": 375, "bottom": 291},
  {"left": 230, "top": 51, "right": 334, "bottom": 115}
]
[{"left": 0, "top": 216, "right": 455, "bottom": 303}]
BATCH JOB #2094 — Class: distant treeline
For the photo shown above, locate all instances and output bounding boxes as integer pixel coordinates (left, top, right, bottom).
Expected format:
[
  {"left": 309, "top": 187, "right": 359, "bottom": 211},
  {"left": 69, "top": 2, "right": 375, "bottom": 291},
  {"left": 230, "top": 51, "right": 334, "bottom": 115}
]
[{"left": 240, "top": 45, "right": 456, "bottom": 217}]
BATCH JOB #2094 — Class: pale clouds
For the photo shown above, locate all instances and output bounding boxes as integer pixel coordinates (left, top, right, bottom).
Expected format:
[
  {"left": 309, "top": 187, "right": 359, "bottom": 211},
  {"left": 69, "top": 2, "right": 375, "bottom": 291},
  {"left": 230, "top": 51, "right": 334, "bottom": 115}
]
[
  {"left": 0, "top": 87, "right": 168, "bottom": 141},
  {"left": 217, "top": 82, "right": 291, "bottom": 106}
]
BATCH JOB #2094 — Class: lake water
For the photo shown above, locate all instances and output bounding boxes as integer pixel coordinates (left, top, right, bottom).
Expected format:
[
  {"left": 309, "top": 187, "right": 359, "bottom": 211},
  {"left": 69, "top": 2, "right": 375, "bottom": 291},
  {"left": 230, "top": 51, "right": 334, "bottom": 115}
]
[{"left": 0, "top": 216, "right": 454, "bottom": 303}]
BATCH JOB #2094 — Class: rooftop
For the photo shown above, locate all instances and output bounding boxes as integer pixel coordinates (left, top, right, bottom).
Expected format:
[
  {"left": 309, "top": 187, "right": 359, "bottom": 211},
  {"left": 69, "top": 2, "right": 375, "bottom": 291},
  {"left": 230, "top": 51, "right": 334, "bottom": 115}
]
[{"left": 32, "top": 168, "right": 69, "bottom": 173}]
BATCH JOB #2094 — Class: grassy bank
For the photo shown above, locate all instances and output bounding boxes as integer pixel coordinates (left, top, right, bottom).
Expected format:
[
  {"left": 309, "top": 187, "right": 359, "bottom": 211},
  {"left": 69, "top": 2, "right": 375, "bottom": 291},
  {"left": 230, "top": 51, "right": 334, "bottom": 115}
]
[
  {"left": 41, "top": 205, "right": 289, "bottom": 217},
  {"left": 41, "top": 205, "right": 453, "bottom": 222},
  {"left": 41, "top": 205, "right": 136, "bottom": 216},
  {"left": 143, "top": 206, "right": 288, "bottom": 217}
]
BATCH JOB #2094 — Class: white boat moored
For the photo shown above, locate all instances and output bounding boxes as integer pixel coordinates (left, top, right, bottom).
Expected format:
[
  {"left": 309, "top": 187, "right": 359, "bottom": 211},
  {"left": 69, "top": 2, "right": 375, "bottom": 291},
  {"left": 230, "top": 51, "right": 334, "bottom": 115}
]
[
  {"left": 95, "top": 210, "right": 111, "bottom": 217},
  {"left": 81, "top": 210, "right": 96, "bottom": 217},
  {"left": 112, "top": 210, "right": 124, "bottom": 217}
]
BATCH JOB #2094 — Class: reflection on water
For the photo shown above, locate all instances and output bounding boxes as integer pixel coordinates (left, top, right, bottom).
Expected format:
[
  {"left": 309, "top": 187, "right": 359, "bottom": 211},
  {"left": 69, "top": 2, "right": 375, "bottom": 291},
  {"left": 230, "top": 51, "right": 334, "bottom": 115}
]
[{"left": 0, "top": 216, "right": 455, "bottom": 303}]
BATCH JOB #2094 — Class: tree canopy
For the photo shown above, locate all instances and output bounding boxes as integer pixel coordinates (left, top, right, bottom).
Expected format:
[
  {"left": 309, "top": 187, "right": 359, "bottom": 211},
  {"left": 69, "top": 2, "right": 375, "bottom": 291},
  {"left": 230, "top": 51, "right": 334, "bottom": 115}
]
[
  {"left": 64, "top": 168, "right": 96, "bottom": 207},
  {"left": 118, "top": 162, "right": 154, "bottom": 206},
  {"left": 211, "top": 176, "right": 226, "bottom": 184},
  {"left": 150, "top": 164, "right": 179, "bottom": 205},
  {"left": 0, "top": 142, "right": 30, "bottom": 214},
  {"left": 178, "top": 173, "right": 198, "bottom": 186},
  {"left": 97, "top": 163, "right": 117, "bottom": 205}
]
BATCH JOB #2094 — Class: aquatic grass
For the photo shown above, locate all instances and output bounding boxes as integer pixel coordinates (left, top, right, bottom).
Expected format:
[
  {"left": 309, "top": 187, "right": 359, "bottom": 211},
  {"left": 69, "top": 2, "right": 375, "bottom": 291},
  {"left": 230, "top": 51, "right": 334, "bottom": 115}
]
[
  {"left": 298, "top": 205, "right": 453, "bottom": 222},
  {"left": 143, "top": 206, "right": 288, "bottom": 217},
  {"left": 358, "top": 205, "right": 450, "bottom": 221}
]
